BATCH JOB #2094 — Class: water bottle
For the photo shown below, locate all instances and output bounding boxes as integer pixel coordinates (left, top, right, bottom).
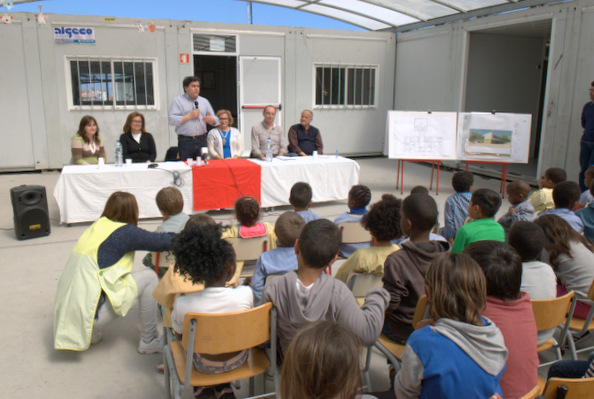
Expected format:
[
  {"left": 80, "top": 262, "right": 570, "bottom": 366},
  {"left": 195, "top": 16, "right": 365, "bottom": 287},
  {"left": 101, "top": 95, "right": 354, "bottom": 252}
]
[
  {"left": 114, "top": 140, "right": 123, "bottom": 167},
  {"left": 265, "top": 137, "right": 273, "bottom": 162}
]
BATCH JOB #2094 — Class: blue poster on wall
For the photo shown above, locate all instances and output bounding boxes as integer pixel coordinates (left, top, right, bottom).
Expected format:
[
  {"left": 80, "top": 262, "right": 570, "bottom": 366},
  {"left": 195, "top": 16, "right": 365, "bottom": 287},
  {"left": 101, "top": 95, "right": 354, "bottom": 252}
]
[{"left": 54, "top": 27, "right": 95, "bottom": 44}]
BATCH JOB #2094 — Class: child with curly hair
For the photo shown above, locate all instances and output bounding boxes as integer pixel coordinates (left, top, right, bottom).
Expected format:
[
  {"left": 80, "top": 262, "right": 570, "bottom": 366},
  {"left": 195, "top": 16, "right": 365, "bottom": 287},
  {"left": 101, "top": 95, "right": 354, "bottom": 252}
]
[
  {"left": 335, "top": 194, "right": 401, "bottom": 282},
  {"left": 171, "top": 225, "right": 253, "bottom": 399}
]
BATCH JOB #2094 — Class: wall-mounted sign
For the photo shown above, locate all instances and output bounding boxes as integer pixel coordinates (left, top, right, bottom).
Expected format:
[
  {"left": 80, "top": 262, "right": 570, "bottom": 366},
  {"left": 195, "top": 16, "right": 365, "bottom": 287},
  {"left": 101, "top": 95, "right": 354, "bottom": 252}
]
[
  {"left": 54, "top": 27, "right": 95, "bottom": 44},
  {"left": 179, "top": 53, "right": 190, "bottom": 64}
]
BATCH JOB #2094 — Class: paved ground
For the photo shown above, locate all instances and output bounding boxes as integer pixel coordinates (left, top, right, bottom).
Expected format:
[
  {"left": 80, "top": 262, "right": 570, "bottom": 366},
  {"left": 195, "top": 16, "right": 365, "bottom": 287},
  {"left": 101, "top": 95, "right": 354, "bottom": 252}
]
[{"left": 0, "top": 157, "right": 587, "bottom": 398}]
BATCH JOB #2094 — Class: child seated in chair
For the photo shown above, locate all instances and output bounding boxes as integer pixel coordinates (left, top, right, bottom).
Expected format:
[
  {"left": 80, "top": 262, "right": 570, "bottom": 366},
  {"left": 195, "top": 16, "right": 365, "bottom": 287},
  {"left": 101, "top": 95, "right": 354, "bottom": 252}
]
[
  {"left": 281, "top": 320, "right": 362, "bottom": 399},
  {"left": 577, "top": 180, "right": 594, "bottom": 240},
  {"left": 451, "top": 188, "right": 505, "bottom": 253},
  {"left": 334, "top": 184, "right": 372, "bottom": 257},
  {"left": 382, "top": 194, "right": 450, "bottom": 344},
  {"left": 289, "top": 182, "right": 320, "bottom": 223},
  {"left": 508, "top": 221, "right": 557, "bottom": 345},
  {"left": 579, "top": 166, "right": 594, "bottom": 206},
  {"left": 387, "top": 253, "right": 507, "bottom": 399},
  {"left": 439, "top": 171, "right": 473, "bottom": 242},
  {"left": 529, "top": 167, "right": 566, "bottom": 213},
  {"left": 222, "top": 196, "right": 277, "bottom": 284},
  {"left": 335, "top": 194, "right": 401, "bottom": 283},
  {"left": 153, "top": 214, "right": 217, "bottom": 329},
  {"left": 537, "top": 181, "right": 584, "bottom": 233},
  {"left": 497, "top": 180, "right": 534, "bottom": 234},
  {"left": 465, "top": 240, "right": 538, "bottom": 399},
  {"left": 261, "top": 219, "right": 389, "bottom": 356},
  {"left": 170, "top": 224, "right": 253, "bottom": 399},
  {"left": 142, "top": 186, "right": 189, "bottom": 273},
  {"left": 251, "top": 211, "right": 305, "bottom": 305}
]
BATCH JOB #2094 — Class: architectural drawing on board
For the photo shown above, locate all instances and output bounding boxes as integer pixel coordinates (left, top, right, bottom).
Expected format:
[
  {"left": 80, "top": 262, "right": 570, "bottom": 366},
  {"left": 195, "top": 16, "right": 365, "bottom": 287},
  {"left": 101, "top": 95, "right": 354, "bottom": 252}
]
[{"left": 387, "top": 111, "right": 457, "bottom": 160}]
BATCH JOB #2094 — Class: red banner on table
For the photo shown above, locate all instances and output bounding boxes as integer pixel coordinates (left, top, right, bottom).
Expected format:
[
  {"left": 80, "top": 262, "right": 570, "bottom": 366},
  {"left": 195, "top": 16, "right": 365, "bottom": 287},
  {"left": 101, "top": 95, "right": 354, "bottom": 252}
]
[{"left": 192, "top": 159, "right": 262, "bottom": 211}]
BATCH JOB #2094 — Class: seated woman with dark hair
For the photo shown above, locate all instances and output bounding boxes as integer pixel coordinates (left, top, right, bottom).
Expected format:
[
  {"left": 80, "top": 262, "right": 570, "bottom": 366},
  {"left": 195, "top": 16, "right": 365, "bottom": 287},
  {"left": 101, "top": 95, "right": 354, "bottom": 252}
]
[
  {"left": 54, "top": 192, "right": 174, "bottom": 353},
  {"left": 119, "top": 112, "right": 157, "bottom": 163},
  {"left": 71, "top": 115, "right": 106, "bottom": 165}
]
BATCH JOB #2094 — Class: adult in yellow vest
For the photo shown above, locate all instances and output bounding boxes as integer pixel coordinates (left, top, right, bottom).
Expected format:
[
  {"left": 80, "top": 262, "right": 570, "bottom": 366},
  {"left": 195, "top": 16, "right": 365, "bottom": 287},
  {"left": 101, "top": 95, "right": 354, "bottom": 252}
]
[{"left": 53, "top": 192, "right": 174, "bottom": 352}]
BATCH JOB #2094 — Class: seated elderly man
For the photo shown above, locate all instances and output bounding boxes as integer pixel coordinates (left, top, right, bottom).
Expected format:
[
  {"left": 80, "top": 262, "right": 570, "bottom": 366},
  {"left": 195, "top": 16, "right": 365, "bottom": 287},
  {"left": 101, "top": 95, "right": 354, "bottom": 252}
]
[
  {"left": 288, "top": 110, "right": 323, "bottom": 156},
  {"left": 251, "top": 105, "right": 287, "bottom": 159}
]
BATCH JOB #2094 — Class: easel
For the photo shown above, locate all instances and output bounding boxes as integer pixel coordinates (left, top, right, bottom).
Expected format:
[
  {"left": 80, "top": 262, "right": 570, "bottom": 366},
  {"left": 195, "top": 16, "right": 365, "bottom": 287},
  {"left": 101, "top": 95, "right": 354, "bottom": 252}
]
[
  {"left": 465, "top": 160, "right": 509, "bottom": 197},
  {"left": 396, "top": 159, "right": 442, "bottom": 195}
]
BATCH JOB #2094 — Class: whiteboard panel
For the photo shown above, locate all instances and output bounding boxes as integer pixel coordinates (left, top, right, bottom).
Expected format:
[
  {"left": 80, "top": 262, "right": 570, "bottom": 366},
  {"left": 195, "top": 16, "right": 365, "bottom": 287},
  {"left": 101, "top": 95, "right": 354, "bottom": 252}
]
[
  {"left": 387, "top": 111, "right": 458, "bottom": 160},
  {"left": 457, "top": 112, "right": 531, "bottom": 163}
]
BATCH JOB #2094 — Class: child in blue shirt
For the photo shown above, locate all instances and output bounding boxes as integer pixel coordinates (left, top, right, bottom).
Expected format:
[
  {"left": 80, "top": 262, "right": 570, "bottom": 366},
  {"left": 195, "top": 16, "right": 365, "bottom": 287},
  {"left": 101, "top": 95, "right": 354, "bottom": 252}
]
[
  {"left": 251, "top": 211, "right": 305, "bottom": 304},
  {"left": 290, "top": 181, "right": 320, "bottom": 223},
  {"left": 538, "top": 181, "right": 584, "bottom": 233},
  {"left": 393, "top": 253, "right": 507, "bottom": 399},
  {"left": 439, "top": 171, "right": 473, "bottom": 242},
  {"left": 334, "top": 184, "right": 372, "bottom": 257}
]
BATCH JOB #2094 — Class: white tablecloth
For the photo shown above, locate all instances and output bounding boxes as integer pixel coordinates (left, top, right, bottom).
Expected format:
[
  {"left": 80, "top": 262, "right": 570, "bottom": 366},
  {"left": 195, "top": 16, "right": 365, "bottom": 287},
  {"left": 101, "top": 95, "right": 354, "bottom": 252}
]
[
  {"left": 54, "top": 163, "right": 194, "bottom": 224},
  {"left": 54, "top": 156, "right": 360, "bottom": 224},
  {"left": 255, "top": 155, "right": 360, "bottom": 207}
]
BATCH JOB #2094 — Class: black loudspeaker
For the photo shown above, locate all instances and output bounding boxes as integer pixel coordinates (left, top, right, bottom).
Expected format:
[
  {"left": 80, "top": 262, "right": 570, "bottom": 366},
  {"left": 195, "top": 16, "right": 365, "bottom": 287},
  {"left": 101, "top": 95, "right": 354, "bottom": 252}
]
[{"left": 10, "top": 185, "right": 51, "bottom": 240}]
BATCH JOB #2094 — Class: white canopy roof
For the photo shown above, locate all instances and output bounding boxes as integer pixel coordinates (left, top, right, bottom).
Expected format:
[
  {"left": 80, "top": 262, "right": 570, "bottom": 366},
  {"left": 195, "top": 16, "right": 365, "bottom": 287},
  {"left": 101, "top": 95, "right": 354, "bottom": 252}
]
[{"left": 248, "top": 0, "right": 563, "bottom": 31}]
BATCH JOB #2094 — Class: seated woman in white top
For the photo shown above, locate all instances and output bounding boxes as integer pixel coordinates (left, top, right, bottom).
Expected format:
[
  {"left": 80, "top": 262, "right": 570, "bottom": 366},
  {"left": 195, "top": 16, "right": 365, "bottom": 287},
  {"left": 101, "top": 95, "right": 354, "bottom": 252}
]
[{"left": 207, "top": 109, "right": 243, "bottom": 159}]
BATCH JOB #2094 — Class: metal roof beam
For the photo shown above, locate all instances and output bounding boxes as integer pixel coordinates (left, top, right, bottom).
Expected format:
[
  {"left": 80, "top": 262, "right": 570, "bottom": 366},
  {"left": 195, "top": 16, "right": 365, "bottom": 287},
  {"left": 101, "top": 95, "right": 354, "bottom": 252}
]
[{"left": 390, "top": 0, "right": 570, "bottom": 33}]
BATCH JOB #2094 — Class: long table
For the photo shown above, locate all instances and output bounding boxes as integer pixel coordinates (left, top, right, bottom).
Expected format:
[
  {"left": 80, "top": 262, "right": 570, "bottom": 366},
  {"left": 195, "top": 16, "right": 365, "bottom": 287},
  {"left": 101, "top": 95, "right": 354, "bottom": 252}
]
[{"left": 54, "top": 156, "right": 360, "bottom": 224}]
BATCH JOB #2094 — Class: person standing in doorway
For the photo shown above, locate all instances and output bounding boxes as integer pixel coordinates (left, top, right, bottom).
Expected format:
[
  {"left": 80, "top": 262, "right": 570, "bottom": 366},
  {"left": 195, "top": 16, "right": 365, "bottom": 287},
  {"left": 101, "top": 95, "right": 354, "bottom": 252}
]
[
  {"left": 168, "top": 76, "right": 219, "bottom": 160},
  {"left": 288, "top": 109, "right": 323, "bottom": 156},
  {"left": 579, "top": 81, "right": 594, "bottom": 191}
]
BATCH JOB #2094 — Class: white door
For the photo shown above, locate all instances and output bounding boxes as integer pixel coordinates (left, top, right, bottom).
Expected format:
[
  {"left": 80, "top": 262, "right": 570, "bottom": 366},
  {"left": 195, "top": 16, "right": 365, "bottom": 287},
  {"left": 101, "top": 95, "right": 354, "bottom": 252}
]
[{"left": 239, "top": 56, "right": 282, "bottom": 155}]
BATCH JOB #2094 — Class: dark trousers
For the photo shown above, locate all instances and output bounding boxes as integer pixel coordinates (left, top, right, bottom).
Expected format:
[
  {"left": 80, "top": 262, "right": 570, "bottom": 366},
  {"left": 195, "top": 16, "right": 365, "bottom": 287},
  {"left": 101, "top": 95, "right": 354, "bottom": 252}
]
[
  {"left": 579, "top": 140, "right": 594, "bottom": 191},
  {"left": 178, "top": 135, "right": 207, "bottom": 160},
  {"left": 547, "top": 351, "right": 594, "bottom": 379}
]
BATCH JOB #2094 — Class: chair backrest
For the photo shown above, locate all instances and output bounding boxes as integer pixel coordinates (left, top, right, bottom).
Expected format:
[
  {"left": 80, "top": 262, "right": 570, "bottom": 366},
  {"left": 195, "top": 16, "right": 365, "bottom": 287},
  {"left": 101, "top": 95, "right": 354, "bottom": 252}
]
[
  {"left": 181, "top": 302, "right": 273, "bottom": 354},
  {"left": 337, "top": 222, "right": 372, "bottom": 244},
  {"left": 346, "top": 273, "right": 383, "bottom": 297},
  {"left": 412, "top": 295, "right": 428, "bottom": 328},
  {"left": 226, "top": 236, "right": 269, "bottom": 262},
  {"left": 531, "top": 291, "right": 575, "bottom": 331},
  {"left": 152, "top": 251, "right": 176, "bottom": 268},
  {"left": 541, "top": 377, "right": 594, "bottom": 399}
]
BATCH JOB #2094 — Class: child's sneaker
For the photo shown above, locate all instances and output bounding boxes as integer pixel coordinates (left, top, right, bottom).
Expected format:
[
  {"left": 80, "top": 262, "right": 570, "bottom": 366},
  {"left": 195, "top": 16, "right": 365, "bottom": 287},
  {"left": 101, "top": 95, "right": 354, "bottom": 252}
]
[{"left": 138, "top": 333, "right": 164, "bottom": 354}]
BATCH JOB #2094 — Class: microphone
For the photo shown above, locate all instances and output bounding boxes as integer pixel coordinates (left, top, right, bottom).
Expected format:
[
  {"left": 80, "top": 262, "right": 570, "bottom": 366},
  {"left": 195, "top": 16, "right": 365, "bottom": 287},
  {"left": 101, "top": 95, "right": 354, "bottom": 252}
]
[{"left": 194, "top": 101, "right": 199, "bottom": 109}]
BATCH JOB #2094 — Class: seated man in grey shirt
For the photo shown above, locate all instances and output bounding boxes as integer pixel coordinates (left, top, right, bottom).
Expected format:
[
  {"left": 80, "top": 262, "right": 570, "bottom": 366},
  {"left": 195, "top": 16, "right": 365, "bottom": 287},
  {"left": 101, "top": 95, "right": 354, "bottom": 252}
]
[{"left": 250, "top": 105, "right": 287, "bottom": 159}]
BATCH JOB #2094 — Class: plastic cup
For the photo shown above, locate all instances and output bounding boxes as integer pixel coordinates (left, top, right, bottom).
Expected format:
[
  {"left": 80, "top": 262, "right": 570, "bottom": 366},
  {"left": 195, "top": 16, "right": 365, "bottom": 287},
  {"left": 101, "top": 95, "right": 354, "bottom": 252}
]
[{"left": 125, "top": 158, "right": 132, "bottom": 165}]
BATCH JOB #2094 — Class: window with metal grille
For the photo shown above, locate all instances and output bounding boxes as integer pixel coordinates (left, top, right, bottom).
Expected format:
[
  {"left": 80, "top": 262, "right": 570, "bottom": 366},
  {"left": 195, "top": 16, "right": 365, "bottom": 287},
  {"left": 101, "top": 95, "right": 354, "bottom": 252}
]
[
  {"left": 69, "top": 58, "right": 156, "bottom": 108},
  {"left": 315, "top": 65, "right": 377, "bottom": 108}
]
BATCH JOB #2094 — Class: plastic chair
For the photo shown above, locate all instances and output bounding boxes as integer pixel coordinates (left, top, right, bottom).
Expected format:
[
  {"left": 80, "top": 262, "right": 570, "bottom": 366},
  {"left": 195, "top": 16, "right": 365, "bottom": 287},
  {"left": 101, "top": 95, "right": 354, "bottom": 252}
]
[
  {"left": 163, "top": 302, "right": 278, "bottom": 399},
  {"left": 363, "top": 295, "right": 428, "bottom": 389},
  {"left": 531, "top": 291, "right": 576, "bottom": 367},
  {"left": 567, "top": 278, "right": 594, "bottom": 360},
  {"left": 520, "top": 384, "right": 542, "bottom": 399},
  {"left": 226, "top": 236, "right": 269, "bottom": 278},
  {"left": 374, "top": 295, "right": 428, "bottom": 366},
  {"left": 338, "top": 221, "right": 372, "bottom": 243},
  {"left": 538, "top": 377, "right": 594, "bottom": 399},
  {"left": 346, "top": 273, "right": 383, "bottom": 306},
  {"left": 151, "top": 251, "right": 176, "bottom": 276}
]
